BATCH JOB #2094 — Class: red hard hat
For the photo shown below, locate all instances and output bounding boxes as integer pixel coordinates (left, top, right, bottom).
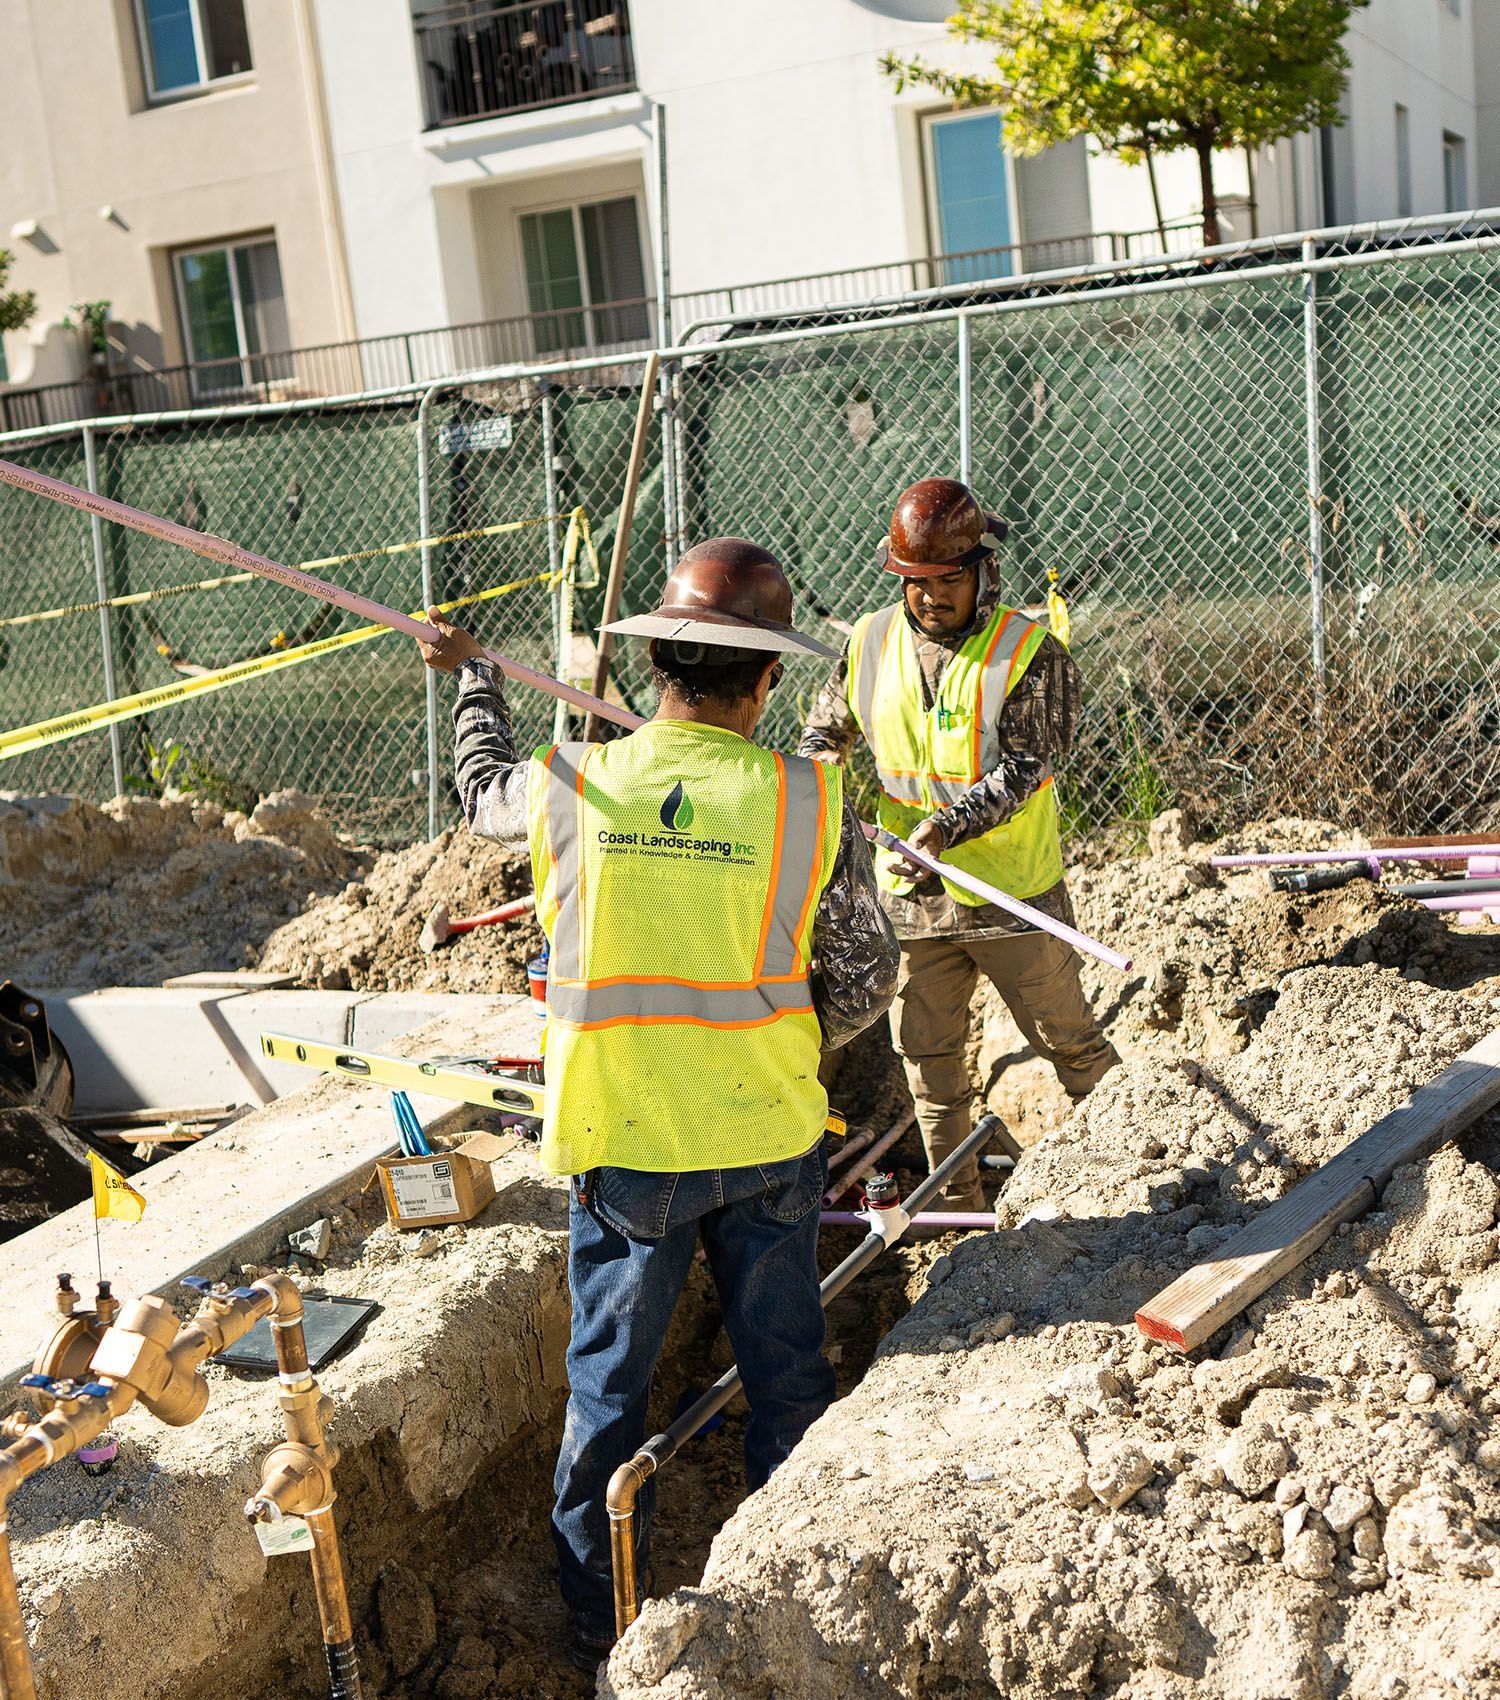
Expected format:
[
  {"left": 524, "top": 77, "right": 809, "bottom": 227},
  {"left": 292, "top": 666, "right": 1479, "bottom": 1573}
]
[{"left": 877, "top": 477, "right": 1007, "bottom": 577}]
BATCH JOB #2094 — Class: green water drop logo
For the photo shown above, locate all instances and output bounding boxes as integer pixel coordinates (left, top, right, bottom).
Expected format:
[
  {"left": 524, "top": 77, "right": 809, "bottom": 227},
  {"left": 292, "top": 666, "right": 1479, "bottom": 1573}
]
[{"left": 660, "top": 781, "right": 694, "bottom": 831}]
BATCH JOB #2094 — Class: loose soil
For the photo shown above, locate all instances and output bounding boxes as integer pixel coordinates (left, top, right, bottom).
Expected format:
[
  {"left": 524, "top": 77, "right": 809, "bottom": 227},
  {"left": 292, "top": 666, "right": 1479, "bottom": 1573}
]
[{"left": 8, "top": 787, "right": 1500, "bottom": 1697}]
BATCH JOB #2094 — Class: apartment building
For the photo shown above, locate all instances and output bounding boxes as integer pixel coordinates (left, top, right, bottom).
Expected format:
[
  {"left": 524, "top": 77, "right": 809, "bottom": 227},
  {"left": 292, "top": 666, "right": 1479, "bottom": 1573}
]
[
  {"left": 0, "top": 0, "right": 351, "bottom": 401},
  {"left": 3, "top": 0, "right": 1498, "bottom": 415}
]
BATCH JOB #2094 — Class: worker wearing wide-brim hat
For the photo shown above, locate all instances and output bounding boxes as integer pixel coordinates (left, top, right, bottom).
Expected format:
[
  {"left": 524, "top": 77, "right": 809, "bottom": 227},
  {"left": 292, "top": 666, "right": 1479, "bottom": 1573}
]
[
  {"left": 799, "top": 476, "right": 1118, "bottom": 1213},
  {"left": 416, "top": 538, "right": 897, "bottom": 1671}
]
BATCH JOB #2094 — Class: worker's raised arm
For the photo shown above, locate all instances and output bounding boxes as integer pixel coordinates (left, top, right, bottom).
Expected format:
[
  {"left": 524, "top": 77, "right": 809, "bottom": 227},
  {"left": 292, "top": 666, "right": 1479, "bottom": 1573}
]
[
  {"left": 807, "top": 797, "right": 899, "bottom": 1049},
  {"left": 927, "top": 632, "right": 1081, "bottom": 852},
  {"left": 796, "top": 650, "right": 860, "bottom": 764},
  {"left": 449, "top": 652, "right": 532, "bottom": 852}
]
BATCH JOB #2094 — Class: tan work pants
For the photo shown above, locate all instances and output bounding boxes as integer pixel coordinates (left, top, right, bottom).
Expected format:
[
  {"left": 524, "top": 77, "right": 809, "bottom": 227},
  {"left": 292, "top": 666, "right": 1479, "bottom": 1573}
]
[{"left": 890, "top": 932, "right": 1119, "bottom": 1211}]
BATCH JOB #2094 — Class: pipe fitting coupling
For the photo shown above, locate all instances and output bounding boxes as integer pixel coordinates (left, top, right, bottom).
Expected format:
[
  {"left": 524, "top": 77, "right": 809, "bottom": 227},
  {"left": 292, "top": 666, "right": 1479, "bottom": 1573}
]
[{"left": 250, "top": 1440, "right": 336, "bottom": 1521}]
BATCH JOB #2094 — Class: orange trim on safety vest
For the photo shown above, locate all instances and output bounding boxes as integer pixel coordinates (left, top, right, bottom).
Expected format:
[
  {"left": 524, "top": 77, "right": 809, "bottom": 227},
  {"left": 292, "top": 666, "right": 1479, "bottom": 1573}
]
[
  {"left": 553, "top": 1003, "right": 814, "bottom": 1034},
  {"left": 789, "top": 758, "right": 829, "bottom": 956},
  {"left": 752, "top": 754, "right": 788, "bottom": 979},
  {"left": 971, "top": 609, "right": 1015, "bottom": 778}
]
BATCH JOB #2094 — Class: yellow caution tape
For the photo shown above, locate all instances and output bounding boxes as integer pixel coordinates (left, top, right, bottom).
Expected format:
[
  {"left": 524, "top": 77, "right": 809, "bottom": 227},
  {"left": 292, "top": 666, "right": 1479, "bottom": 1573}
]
[
  {"left": 0, "top": 511, "right": 590, "bottom": 629},
  {"left": 0, "top": 555, "right": 580, "bottom": 763},
  {"left": 1045, "top": 567, "right": 1071, "bottom": 647}
]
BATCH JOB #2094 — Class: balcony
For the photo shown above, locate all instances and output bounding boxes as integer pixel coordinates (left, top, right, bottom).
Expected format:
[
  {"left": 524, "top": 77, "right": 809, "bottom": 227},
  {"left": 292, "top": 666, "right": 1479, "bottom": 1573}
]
[{"left": 416, "top": 0, "right": 635, "bottom": 130}]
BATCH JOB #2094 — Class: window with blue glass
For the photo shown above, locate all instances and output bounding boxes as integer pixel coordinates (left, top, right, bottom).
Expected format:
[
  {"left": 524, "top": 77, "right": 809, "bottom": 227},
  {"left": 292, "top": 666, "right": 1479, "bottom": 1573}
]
[
  {"left": 136, "top": 0, "right": 251, "bottom": 99},
  {"left": 926, "top": 110, "right": 1015, "bottom": 284}
]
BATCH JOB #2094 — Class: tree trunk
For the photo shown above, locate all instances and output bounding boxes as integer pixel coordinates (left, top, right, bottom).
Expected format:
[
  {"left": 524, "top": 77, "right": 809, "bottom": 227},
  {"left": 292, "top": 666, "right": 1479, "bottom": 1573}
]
[
  {"left": 1197, "top": 135, "right": 1222, "bottom": 248},
  {"left": 1144, "top": 140, "right": 1168, "bottom": 249}
]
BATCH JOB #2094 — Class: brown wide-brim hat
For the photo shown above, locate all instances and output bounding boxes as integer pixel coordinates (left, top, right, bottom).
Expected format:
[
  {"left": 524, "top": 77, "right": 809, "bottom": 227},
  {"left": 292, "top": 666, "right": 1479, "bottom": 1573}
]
[{"left": 601, "top": 536, "right": 840, "bottom": 660}]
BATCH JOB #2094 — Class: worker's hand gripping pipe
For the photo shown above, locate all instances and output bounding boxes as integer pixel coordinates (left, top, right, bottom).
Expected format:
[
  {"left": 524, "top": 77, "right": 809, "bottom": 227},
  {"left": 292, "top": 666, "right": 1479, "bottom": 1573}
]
[
  {"left": 0, "top": 1274, "right": 361, "bottom": 1700},
  {"left": 0, "top": 458, "right": 1133, "bottom": 975},
  {"left": 604, "top": 1114, "right": 1006, "bottom": 1640}
]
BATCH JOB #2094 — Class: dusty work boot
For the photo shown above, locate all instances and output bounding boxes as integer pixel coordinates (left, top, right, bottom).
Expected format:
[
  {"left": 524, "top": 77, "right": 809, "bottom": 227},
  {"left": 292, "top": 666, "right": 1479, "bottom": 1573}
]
[{"left": 565, "top": 1615, "right": 615, "bottom": 1673}]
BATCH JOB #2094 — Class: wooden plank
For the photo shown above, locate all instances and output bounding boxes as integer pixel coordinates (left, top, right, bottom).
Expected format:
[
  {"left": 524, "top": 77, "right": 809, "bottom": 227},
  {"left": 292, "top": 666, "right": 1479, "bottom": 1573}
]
[
  {"left": 583, "top": 350, "right": 660, "bottom": 744},
  {"left": 72, "top": 1104, "right": 241, "bottom": 1129},
  {"left": 1136, "top": 1028, "right": 1500, "bottom": 1352}
]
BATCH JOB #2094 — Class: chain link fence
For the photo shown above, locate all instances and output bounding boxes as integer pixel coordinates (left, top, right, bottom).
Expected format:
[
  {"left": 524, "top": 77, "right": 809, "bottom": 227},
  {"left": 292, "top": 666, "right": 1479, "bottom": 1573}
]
[{"left": 1, "top": 219, "right": 1497, "bottom": 844}]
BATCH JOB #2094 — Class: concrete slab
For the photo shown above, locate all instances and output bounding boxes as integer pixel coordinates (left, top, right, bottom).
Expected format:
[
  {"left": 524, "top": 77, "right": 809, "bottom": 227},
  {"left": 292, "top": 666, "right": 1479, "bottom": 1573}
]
[
  {"left": 0, "top": 995, "right": 537, "bottom": 1389},
  {"left": 349, "top": 991, "right": 540, "bottom": 1052},
  {"left": 160, "top": 970, "right": 297, "bottom": 990}
]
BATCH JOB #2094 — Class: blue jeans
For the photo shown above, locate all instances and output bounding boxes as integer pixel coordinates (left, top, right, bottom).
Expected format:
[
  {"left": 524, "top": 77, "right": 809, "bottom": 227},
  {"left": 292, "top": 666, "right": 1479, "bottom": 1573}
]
[{"left": 552, "top": 1142, "right": 835, "bottom": 1636}]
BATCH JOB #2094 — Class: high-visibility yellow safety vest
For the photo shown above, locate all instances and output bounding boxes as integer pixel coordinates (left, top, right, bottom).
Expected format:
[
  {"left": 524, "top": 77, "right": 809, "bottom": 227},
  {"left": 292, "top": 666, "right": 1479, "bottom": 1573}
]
[
  {"left": 846, "top": 601, "right": 1064, "bottom": 905},
  {"left": 526, "top": 720, "right": 842, "bottom": 1176}
]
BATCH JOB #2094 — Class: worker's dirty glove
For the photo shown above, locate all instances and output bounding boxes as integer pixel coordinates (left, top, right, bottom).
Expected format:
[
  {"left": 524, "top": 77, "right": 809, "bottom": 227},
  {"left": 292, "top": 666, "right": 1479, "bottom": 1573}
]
[{"left": 417, "top": 606, "right": 486, "bottom": 673}]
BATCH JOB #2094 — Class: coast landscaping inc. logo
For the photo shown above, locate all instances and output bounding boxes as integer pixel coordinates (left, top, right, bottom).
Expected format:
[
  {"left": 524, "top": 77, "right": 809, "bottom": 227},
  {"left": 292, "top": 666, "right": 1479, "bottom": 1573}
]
[{"left": 659, "top": 780, "right": 694, "bottom": 831}]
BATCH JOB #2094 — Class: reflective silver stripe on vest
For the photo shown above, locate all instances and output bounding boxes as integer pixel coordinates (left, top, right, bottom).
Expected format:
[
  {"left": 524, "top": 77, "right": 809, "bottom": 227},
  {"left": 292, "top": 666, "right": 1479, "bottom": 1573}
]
[
  {"left": 858, "top": 604, "right": 1042, "bottom": 804},
  {"left": 541, "top": 746, "right": 825, "bottom": 1026},
  {"left": 543, "top": 741, "right": 587, "bottom": 983},
  {"left": 760, "top": 755, "right": 825, "bottom": 978},
  {"left": 547, "top": 977, "right": 813, "bottom": 1027}
]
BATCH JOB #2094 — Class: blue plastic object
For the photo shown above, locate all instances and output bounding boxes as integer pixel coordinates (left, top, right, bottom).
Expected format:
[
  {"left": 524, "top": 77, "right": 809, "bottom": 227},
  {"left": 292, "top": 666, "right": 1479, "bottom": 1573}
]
[
  {"left": 390, "top": 1090, "right": 431, "bottom": 1158},
  {"left": 19, "top": 1374, "right": 55, "bottom": 1391},
  {"left": 180, "top": 1276, "right": 213, "bottom": 1294}
]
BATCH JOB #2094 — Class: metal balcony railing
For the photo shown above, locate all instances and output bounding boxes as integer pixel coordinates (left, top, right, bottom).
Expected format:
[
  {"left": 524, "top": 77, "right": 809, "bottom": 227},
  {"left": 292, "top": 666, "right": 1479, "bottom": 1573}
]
[
  {"left": 415, "top": 0, "right": 635, "bottom": 129},
  {"left": 0, "top": 217, "right": 1214, "bottom": 432}
]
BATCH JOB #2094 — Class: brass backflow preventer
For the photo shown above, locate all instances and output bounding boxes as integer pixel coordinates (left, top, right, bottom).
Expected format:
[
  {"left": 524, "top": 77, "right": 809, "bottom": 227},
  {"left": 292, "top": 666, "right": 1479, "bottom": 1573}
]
[{"left": 0, "top": 1271, "right": 364, "bottom": 1700}]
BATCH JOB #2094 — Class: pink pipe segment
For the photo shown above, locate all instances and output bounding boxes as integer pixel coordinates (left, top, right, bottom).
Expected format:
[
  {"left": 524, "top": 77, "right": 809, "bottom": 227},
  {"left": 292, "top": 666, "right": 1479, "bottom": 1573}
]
[
  {"left": 1421, "top": 894, "right": 1500, "bottom": 914},
  {"left": 824, "top": 1111, "right": 917, "bottom": 1207},
  {"left": 820, "top": 1211, "right": 993, "bottom": 1228},
  {"left": 824, "top": 1130, "right": 874, "bottom": 1178},
  {"left": 0, "top": 456, "right": 1142, "bottom": 957},
  {"left": 868, "top": 826, "right": 1133, "bottom": 973},
  {"left": 0, "top": 456, "right": 645, "bottom": 732},
  {"left": 1211, "top": 845, "right": 1500, "bottom": 870}
]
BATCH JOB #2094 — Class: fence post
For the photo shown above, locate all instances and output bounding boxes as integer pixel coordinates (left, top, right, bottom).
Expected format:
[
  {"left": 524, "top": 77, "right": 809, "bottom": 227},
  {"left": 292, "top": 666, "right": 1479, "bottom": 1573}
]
[
  {"left": 957, "top": 312, "right": 973, "bottom": 484},
  {"left": 416, "top": 383, "right": 442, "bottom": 840},
  {"left": 540, "top": 383, "right": 570, "bottom": 744},
  {"left": 1301, "top": 238, "right": 1327, "bottom": 735},
  {"left": 81, "top": 423, "right": 125, "bottom": 797}
]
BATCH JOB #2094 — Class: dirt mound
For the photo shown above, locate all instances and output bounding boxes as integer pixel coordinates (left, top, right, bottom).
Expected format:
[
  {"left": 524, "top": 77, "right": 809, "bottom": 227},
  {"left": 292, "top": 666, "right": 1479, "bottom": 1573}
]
[
  {"left": 604, "top": 966, "right": 1500, "bottom": 1700},
  {"left": 255, "top": 827, "right": 541, "bottom": 995},
  {"left": 979, "top": 810, "right": 1495, "bottom": 1145},
  {"left": 0, "top": 790, "right": 361, "bottom": 988}
]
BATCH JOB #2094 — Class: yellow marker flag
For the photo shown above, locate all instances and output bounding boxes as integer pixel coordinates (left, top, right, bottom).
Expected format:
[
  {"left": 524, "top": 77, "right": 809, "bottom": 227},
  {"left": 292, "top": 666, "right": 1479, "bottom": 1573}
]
[{"left": 88, "top": 1151, "right": 147, "bottom": 1222}]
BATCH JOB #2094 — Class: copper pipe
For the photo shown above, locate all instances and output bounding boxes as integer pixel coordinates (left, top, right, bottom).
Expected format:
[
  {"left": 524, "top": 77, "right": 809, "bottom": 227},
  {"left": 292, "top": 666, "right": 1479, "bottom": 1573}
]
[
  {"left": 251, "top": 1276, "right": 363, "bottom": 1700},
  {"left": 0, "top": 1518, "right": 38, "bottom": 1700},
  {"left": 605, "top": 1456, "right": 656, "bottom": 1638}
]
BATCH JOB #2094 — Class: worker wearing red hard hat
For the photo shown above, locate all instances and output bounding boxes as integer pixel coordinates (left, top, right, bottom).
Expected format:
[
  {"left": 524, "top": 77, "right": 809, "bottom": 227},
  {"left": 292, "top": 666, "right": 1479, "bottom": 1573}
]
[
  {"left": 417, "top": 538, "right": 897, "bottom": 1670},
  {"left": 799, "top": 477, "right": 1117, "bottom": 1213}
]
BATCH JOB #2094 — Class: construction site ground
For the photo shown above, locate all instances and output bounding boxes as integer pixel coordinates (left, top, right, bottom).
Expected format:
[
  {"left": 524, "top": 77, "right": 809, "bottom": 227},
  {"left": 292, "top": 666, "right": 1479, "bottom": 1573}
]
[{"left": 3, "top": 789, "right": 1500, "bottom": 1698}]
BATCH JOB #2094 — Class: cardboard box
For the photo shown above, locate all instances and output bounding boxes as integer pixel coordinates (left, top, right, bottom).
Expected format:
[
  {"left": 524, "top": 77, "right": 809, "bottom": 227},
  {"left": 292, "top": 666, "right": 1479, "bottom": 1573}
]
[{"left": 374, "top": 1131, "right": 518, "bottom": 1229}]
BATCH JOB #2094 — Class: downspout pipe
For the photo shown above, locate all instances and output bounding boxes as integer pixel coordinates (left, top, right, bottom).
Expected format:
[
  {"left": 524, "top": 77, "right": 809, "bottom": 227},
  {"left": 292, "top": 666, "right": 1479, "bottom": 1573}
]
[{"left": 605, "top": 1114, "right": 1006, "bottom": 1639}]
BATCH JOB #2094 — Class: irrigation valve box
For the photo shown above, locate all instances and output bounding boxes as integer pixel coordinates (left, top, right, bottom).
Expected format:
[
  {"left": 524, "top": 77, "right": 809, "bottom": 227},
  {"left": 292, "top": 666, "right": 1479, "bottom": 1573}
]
[{"left": 374, "top": 1131, "right": 516, "bottom": 1229}]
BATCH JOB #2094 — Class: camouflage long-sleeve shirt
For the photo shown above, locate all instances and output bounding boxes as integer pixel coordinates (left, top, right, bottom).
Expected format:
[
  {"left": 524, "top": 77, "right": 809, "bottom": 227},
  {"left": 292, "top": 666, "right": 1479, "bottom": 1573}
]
[
  {"left": 796, "top": 582, "right": 1082, "bottom": 941},
  {"left": 450, "top": 657, "right": 898, "bottom": 1050}
]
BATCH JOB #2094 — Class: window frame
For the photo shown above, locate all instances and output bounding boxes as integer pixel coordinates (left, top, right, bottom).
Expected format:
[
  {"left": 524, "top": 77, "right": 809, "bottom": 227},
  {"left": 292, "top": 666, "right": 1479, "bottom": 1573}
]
[
  {"left": 172, "top": 233, "right": 286, "bottom": 397},
  {"left": 514, "top": 191, "right": 651, "bottom": 354},
  {"left": 921, "top": 107, "right": 1021, "bottom": 283},
  {"left": 133, "top": 0, "right": 253, "bottom": 104},
  {"left": 1443, "top": 131, "right": 1469, "bottom": 213},
  {"left": 1395, "top": 104, "right": 1413, "bottom": 218}
]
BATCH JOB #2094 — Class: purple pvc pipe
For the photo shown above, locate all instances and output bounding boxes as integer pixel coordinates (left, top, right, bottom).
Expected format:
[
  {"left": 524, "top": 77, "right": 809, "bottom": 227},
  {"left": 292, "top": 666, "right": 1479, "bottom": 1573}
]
[
  {"left": 0, "top": 455, "right": 1143, "bottom": 952},
  {"left": 0, "top": 455, "right": 645, "bottom": 731},
  {"left": 820, "top": 1211, "right": 993, "bottom": 1228},
  {"left": 868, "top": 825, "right": 1133, "bottom": 973},
  {"left": 1421, "top": 893, "right": 1500, "bottom": 914},
  {"left": 1211, "top": 845, "right": 1500, "bottom": 871}
]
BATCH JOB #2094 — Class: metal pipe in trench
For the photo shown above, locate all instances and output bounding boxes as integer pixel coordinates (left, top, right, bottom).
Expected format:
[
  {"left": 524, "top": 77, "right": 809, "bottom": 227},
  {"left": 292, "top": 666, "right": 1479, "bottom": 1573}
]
[
  {"left": 605, "top": 1113, "right": 1006, "bottom": 1639},
  {"left": 820, "top": 1210, "right": 993, "bottom": 1228}
]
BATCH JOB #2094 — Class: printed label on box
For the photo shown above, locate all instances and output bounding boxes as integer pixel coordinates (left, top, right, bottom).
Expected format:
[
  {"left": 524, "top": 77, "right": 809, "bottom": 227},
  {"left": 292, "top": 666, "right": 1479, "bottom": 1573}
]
[{"left": 389, "top": 1158, "right": 457, "bottom": 1220}]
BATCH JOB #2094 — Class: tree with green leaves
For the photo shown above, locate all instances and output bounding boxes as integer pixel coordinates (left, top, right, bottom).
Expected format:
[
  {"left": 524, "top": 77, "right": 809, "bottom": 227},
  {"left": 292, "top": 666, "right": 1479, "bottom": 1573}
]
[
  {"left": 883, "top": 0, "right": 1368, "bottom": 248},
  {"left": 0, "top": 248, "right": 37, "bottom": 340}
]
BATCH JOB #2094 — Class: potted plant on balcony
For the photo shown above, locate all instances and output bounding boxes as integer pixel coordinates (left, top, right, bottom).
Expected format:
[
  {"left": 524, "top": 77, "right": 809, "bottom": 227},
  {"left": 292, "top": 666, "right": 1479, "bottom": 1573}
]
[{"left": 64, "top": 299, "right": 118, "bottom": 415}]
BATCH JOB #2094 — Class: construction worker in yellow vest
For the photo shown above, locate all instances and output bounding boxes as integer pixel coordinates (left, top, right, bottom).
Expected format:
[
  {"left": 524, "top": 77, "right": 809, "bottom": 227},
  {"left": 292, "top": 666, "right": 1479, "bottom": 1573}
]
[
  {"left": 799, "top": 477, "right": 1118, "bottom": 1214},
  {"left": 416, "top": 538, "right": 898, "bottom": 1671}
]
